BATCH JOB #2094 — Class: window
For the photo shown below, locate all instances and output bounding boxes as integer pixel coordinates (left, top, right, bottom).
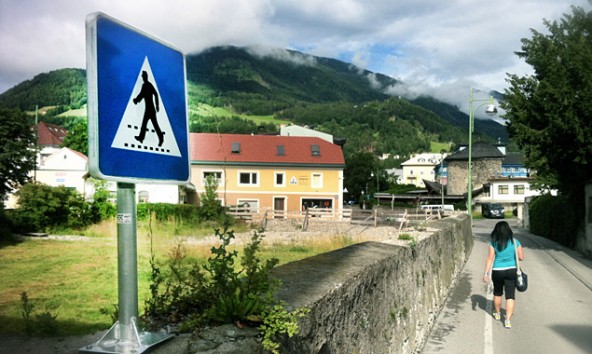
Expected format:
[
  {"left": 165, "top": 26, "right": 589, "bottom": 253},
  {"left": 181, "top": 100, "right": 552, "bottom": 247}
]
[
  {"left": 138, "top": 190, "right": 149, "bottom": 203},
  {"left": 239, "top": 172, "right": 258, "bottom": 186},
  {"left": 514, "top": 185, "right": 525, "bottom": 194},
  {"left": 311, "top": 144, "right": 320, "bottom": 156},
  {"left": 276, "top": 145, "right": 285, "bottom": 156},
  {"left": 311, "top": 173, "right": 323, "bottom": 188},
  {"left": 202, "top": 171, "right": 222, "bottom": 185},
  {"left": 275, "top": 172, "right": 286, "bottom": 187},
  {"left": 231, "top": 142, "right": 240, "bottom": 154},
  {"left": 498, "top": 185, "right": 509, "bottom": 195}
]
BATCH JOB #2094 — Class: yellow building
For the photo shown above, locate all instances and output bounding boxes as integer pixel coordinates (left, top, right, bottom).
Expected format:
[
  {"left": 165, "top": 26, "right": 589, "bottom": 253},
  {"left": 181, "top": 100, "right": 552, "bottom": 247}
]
[{"left": 190, "top": 133, "right": 345, "bottom": 216}]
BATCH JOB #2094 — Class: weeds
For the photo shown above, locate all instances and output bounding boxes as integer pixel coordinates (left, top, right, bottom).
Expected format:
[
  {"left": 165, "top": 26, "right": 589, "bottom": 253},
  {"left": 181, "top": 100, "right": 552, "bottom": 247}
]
[
  {"left": 20, "top": 292, "right": 34, "bottom": 335},
  {"left": 398, "top": 233, "right": 412, "bottom": 241},
  {"left": 20, "top": 292, "right": 59, "bottom": 336},
  {"left": 141, "top": 227, "right": 307, "bottom": 352}
]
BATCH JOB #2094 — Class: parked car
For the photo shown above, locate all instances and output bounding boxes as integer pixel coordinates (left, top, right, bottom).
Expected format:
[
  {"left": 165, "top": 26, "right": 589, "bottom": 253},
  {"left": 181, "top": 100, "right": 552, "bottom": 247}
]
[{"left": 481, "top": 203, "right": 505, "bottom": 218}]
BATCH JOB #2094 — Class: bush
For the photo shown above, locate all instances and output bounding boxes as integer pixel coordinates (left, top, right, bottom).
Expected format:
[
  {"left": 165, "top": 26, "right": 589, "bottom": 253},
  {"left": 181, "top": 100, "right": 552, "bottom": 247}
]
[
  {"left": 142, "top": 228, "right": 307, "bottom": 353},
  {"left": 199, "top": 175, "right": 226, "bottom": 223},
  {"left": 137, "top": 203, "right": 200, "bottom": 222},
  {"left": 529, "top": 194, "right": 579, "bottom": 247},
  {"left": 90, "top": 179, "right": 116, "bottom": 220},
  {"left": 13, "top": 183, "right": 95, "bottom": 232},
  {"left": 0, "top": 207, "right": 14, "bottom": 240}
]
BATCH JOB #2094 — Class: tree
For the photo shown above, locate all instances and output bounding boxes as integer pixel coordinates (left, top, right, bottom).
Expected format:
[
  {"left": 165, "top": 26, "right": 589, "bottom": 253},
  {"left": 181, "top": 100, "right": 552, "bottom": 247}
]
[
  {"left": 344, "top": 151, "right": 377, "bottom": 204},
  {"left": 503, "top": 5, "right": 592, "bottom": 247},
  {"left": 0, "top": 107, "right": 36, "bottom": 206},
  {"left": 503, "top": 5, "right": 592, "bottom": 203},
  {"left": 61, "top": 119, "right": 88, "bottom": 155},
  {"left": 199, "top": 175, "right": 225, "bottom": 221}
]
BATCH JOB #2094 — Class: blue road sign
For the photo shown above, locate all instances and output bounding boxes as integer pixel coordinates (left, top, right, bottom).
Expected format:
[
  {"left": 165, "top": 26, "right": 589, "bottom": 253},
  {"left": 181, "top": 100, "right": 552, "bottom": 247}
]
[{"left": 86, "top": 12, "right": 190, "bottom": 183}]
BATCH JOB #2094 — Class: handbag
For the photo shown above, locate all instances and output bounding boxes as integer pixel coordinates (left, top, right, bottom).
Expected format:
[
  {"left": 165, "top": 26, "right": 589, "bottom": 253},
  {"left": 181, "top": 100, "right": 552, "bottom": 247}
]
[{"left": 513, "top": 239, "right": 528, "bottom": 292}]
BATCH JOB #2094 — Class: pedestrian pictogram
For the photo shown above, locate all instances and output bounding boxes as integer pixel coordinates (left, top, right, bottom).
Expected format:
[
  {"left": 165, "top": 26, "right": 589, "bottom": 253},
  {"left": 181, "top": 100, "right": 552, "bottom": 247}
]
[
  {"left": 111, "top": 57, "right": 181, "bottom": 157},
  {"left": 86, "top": 12, "right": 189, "bottom": 183}
]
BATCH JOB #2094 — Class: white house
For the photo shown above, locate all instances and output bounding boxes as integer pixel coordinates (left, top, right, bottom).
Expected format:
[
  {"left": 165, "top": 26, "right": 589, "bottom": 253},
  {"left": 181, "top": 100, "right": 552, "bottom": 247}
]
[
  {"left": 400, "top": 153, "right": 446, "bottom": 187},
  {"left": 481, "top": 177, "right": 544, "bottom": 204},
  {"left": 35, "top": 147, "right": 91, "bottom": 195},
  {"left": 7, "top": 147, "right": 184, "bottom": 208},
  {"left": 280, "top": 124, "right": 333, "bottom": 143}
]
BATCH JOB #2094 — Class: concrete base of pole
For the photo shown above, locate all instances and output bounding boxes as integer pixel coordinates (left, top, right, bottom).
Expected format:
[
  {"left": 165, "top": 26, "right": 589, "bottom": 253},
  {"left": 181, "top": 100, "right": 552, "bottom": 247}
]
[{"left": 79, "top": 318, "right": 173, "bottom": 353}]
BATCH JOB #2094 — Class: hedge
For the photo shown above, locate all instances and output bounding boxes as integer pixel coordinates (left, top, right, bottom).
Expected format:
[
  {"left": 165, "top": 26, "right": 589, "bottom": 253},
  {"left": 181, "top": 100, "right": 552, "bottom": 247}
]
[{"left": 529, "top": 194, "right": 579, "bottom": 247}]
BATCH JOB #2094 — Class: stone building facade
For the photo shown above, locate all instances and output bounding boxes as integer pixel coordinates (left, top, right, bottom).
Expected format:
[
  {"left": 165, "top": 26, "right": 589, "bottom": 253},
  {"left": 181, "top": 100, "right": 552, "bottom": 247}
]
[{"left": 445, "top": 142, "right": 504, "bottom": 196}]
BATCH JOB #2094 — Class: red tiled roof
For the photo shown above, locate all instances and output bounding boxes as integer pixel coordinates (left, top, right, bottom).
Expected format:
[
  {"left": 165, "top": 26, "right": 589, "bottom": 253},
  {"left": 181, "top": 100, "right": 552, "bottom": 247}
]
[
  {"left": 190, "top": 133, "right": 345, "bottom": 166},
  {"left": 35, "top": 121, "right": 67, "bottom": 146}
]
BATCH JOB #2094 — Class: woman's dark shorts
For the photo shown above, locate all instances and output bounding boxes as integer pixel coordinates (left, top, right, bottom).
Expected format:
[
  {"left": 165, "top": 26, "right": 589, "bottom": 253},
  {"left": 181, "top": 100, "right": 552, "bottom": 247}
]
[{"left": 492, "top": 268, "right": 517, "bottom": 300}]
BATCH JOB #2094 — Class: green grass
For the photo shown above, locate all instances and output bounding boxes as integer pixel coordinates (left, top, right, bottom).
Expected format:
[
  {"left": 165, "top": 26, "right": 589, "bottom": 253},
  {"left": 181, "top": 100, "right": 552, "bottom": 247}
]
[
  {"left": 192, "top": 103, "right": 291, "bottom": 125},
  {"left": 58, "top": 106, "right": 87, "bottom": 117},
  {"left": 0, "top": 219, "right": 352, "bottom": 336},
  {"left": 430, "top": 141, "right": 452, "bottom": 153}
]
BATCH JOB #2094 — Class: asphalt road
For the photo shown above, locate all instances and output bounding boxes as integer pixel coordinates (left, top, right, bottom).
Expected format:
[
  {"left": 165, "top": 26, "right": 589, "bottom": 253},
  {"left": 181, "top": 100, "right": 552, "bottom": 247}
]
[{"left": 421, "top": 218, "right": 592, "bottom": 354}]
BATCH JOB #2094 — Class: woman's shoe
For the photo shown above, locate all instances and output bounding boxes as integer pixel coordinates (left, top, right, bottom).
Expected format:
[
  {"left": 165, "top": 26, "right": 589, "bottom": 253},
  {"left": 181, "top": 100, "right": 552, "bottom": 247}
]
[
  {"left": 504, "top": 319, "right": 512, "bottom": 329},
  {"left": 493, "top": 312, "right": 501, "bottom": 320}
]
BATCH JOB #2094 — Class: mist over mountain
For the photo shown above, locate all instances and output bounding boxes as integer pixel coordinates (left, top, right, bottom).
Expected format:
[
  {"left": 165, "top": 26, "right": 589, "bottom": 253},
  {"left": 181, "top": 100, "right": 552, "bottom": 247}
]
[{"left": 0, "top": 45, "right": 509, "bottom": 157}]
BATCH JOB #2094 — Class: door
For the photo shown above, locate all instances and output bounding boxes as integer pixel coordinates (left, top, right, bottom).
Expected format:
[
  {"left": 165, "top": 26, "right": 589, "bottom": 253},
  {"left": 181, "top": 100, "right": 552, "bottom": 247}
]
[{"left": 274, "top": 197, "right": 286, "bottom": 218}]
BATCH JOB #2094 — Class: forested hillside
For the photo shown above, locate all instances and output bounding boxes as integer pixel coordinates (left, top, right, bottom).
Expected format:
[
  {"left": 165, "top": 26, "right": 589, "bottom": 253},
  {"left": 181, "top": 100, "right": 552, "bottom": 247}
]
[
  {"left": 186, "top": 46, "right": 395, "bottom": 114},
  {"left": 0, "top": 68, "right": 86, "bottom": 112},
  {"left": 0, "top": 46, "right": 509, "bottom": 165}
]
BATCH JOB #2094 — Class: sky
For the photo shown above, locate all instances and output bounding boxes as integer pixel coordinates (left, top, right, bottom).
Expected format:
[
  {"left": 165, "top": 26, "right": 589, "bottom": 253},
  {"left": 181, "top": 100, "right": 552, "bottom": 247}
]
[{"left": 0, "top": 0, "right": 589, "bottom": 115}]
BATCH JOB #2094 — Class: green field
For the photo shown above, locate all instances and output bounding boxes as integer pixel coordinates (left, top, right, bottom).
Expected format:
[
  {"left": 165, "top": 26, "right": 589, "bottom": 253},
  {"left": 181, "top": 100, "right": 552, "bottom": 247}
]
[
  {"left": 54, "top": 102, "right": 292, "bottom": 127},
  {"left": 0, "top": 219, "right": 353, "bottom": 336},
  {"left": 430, "top": 141, "right": 453, "bottom": 153},
  {"left": 191, "top": 102, "right": 291, "bottom": 126}
]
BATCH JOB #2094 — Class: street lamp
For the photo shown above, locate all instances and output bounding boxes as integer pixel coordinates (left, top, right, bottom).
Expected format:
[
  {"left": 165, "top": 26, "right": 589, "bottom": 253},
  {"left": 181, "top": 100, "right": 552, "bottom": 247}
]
[
  {"left": 440, "top": 152, "right": 445, "bottom": 208},
  {"left": 371, "top": 171, "right": 379, "bottom": 193},
  {"left": 468, "top": 88, "right": 497, "bottom": 225}
]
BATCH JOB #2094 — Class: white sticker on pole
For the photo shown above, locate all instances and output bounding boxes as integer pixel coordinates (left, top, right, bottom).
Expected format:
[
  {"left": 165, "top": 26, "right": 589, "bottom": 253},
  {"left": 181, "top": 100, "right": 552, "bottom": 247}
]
[{"left": 117, "top": 213, "right": 133, "bottom": 224}]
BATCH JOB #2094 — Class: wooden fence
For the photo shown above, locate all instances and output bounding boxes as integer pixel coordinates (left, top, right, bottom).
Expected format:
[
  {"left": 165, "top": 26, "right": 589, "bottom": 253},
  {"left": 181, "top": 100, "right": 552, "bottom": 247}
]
[{"left": 227, "top": 205, "right": 454, "bottom": 230}]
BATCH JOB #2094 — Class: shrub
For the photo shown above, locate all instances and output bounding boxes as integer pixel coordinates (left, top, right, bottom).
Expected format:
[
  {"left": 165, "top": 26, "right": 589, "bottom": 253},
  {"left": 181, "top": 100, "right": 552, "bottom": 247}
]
[
  {"left": 137, "top": 203, "right": 200, "bottom": 222},
  {"left": 13, "top": 183, "right": 95, "bottom": 232},
  {"left": 90, "top": 179, "right": 116, "bottom": 220},
  {"left": 142, "top": 227, "right": 307, "bottom": 353},
  {"left": 199, "top": 175, "right": 226, "bottom": 222},
  {"left": 529, "top": 194, "right": 579, "bottom": 247}
]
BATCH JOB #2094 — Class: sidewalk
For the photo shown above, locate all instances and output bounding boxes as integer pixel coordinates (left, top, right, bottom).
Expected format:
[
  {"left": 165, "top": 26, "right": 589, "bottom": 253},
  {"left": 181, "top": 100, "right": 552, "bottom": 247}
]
[{"left": 513, "top": 225, "right": 592, "bottom": 292}]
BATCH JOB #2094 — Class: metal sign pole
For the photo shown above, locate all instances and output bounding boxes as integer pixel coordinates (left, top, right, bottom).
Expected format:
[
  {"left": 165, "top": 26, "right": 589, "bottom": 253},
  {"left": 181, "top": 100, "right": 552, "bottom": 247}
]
[
  {"left": 116, "top": 182, "right": 139, "bottom": 346},
  {"left": 81, "top": 183, "right": 172, "bottom": 353}
]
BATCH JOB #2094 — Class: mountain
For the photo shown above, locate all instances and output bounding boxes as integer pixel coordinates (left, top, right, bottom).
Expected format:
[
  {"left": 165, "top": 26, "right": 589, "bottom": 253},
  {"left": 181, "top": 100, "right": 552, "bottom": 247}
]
[
  {"left": 411, "top": 96, "right": 508, "bottom": 144},
  {"left": 185, "top": 46, "right": 507, "bottom": 144},
  {"left": 0, "top": 68, "right": 86, "bottom": 112},
  {"left": 0, "top": 46, "right": 508, "bottom": 157},
  {"left": 186, "top": 46, "right": 395, "bottom": 110}
]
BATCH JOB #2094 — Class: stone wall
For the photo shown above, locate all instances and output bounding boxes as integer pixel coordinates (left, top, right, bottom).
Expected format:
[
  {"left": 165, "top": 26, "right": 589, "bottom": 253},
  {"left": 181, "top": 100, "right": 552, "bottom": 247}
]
[
  {"left": 447, "top": 159, "right": 501, "bottom": 195},
  {"left": 272, "top": 215, "right": 472, "bottom": 354}
]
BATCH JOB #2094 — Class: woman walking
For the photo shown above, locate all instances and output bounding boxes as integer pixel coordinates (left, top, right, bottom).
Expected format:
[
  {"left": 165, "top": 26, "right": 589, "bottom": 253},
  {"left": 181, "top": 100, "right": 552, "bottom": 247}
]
[{"left": 483, "top": 221, "right": 524, "bottom": 328}]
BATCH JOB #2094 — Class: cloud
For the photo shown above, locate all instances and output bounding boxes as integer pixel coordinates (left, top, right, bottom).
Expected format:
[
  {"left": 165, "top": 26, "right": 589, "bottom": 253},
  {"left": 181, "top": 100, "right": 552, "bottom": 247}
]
[
  {"left": 0, "top": 0, "right": 589, "bottom": 98},
  {"left": 245, "top": 45, "right": 317, "bottom": 66}
]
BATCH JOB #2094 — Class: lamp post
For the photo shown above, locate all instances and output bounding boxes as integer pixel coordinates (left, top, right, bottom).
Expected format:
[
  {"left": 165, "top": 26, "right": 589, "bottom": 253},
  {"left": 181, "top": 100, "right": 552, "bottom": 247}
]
[
  {"left": 371, "top": 171, "right": 379, "bottom": 193},
  {"left": 468, "top": 88, "right": 498, "bottom": 225},
  {"left": 440, "top": 152, "right": 444, "bottom": 208}
]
